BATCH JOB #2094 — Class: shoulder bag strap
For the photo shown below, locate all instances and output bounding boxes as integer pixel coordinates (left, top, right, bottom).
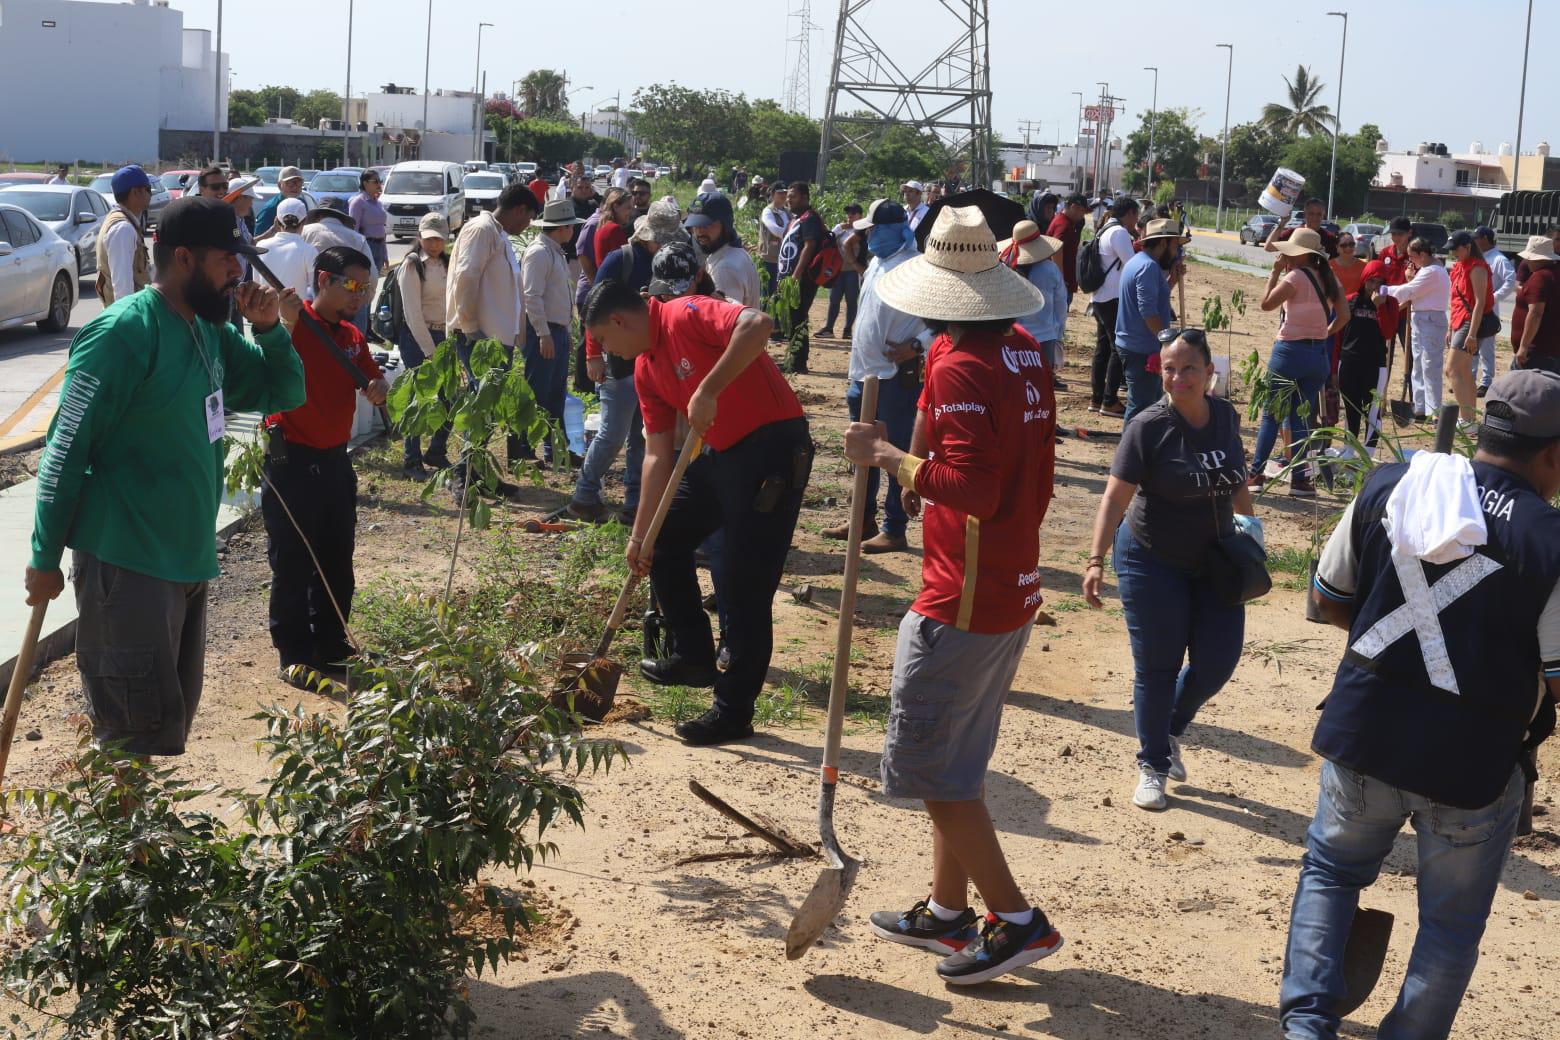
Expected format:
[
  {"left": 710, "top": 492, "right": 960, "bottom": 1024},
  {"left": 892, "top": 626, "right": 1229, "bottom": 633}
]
[{"left": 1298, "top": 267, "right": 1336, "bottom": 325}]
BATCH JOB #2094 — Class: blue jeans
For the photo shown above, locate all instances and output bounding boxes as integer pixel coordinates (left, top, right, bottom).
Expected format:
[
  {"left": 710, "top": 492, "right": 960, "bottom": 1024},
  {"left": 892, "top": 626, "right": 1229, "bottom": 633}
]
[
  {"left": 397, "top": 325, "right": 442, "bottom": 466},
  {"left": 573, "top": 372, "right": 644, "bottom": 509},
  {"left": 521, "top": 322, "right": 571, "bottom": 461},
  {"left": 1280, "top": 761, "right": 1524, "bottom": 1040},
  {"left": 1112, "top": 523, "right": 1244, "bottom": 774},
  {"left": 824, "top": 269, "right": 860, "bottom": 333},
  {"left": 1476, "top": 334, "right": 1497, "bottom": 387},
  {"left": 847, "top": 374, "right": 919, "bottom": 537},
  {"left": 1120, "top": 349, "right": 1160, "bottom": 421},
  {"left": 1252, "top": 338, "right": 1331, "bottom": 476}
]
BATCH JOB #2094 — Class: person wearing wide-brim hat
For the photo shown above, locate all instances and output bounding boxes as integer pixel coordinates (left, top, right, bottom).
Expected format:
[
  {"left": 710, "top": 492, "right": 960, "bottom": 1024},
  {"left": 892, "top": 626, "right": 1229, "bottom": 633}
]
[
  {"left": 843, "top": 205, "right": 1065, "bottom": 986},
  {"left": 999, "top": 220, "right": 1071, "bottom": 383},
  {"left": 1251, "top": 224, "right": 1352, "bottom": 497},
  {"left": 1514, "top": 234, "right": 1560, "bottom": 372},
  {"left": 1113, "top": 218, "right": 1190, "bottom": 421},
  {"left": 519, "top": 198, "right": 588, "bottom": 467}
]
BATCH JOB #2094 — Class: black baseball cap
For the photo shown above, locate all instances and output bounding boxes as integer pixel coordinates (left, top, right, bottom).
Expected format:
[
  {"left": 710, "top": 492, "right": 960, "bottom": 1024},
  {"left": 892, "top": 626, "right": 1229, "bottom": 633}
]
[
  {"left": 157, "top": 196, "right": 263, "bottom": 256},
  {"left": 1389, "top": 216, "right": 1413, "bottom": 233},
  {"left": 1446, "top": 230, "right": 1476, "bottom": 252},
  {"left": 684, "top": 192, "right": 734, "bottom": 230}
]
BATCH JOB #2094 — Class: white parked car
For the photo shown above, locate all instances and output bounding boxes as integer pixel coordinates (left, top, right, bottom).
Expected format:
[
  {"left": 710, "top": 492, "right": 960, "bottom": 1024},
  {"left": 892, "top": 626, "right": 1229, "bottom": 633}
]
[
  {"left": 382, "top": 161, "right": 467, "bottom": 241},
  {"left": 0, "top": 202, "right": 78, "bottom": 333},
  {"left": 462, "top": 172, "right": 506, "bottom": 216},
  {"left": 515, "top": 161, "right": 538, "bottom": 179},
  {"left": 0, "top": 183, "right": 111, "bottom": 276}
]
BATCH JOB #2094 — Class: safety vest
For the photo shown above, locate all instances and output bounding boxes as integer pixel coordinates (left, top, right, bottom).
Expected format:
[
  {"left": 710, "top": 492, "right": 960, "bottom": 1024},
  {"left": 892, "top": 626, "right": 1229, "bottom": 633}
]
[
  {"left": 94, "top": 207, "right": 150, "bottom": 305},
  {"left": 1314, "top": 460, "right": 1560, "bottom": 808}
]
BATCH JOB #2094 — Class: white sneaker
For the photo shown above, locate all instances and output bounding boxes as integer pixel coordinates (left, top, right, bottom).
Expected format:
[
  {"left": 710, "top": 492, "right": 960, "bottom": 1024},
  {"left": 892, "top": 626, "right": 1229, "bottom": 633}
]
[
  {"left": 1133, "top": 764, "right": 1168, "bottom": 811},
  {"left": 1167, "top": 736, "right": 1187, "bottom": 783}
]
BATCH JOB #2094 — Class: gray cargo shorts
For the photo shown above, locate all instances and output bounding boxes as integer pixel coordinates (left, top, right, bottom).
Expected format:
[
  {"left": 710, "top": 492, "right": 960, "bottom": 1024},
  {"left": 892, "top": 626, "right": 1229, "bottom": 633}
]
[
  {"left": 880, "top": 611, "right": 1033, "bottom": 802},
  {"left": 71, "top": 551, "right": 208, "bottom": 756}
]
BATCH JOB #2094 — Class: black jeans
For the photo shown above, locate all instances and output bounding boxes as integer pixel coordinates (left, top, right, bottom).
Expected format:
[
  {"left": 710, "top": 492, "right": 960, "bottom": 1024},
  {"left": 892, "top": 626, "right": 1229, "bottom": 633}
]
[
  {"left": 651, "top": 418, "right": 813, "bottom": 723},
  {"left": 1091, "top": 298, "right": 1124, "bottom": 407},
  {"left": 785, "top": 279, "right": 819, "bottom": 372},
  {"left": 1337, "top": 350, "right": 1383, "bottom": 447},
  {"left": 262, "top": 440, "right": 357, "bottom": 668},
  {"left": 824, "top": 269, "right": 860, "bottom": 334},
  {"left": 398, "top": 324, "right": 446, "bottom": 466}
]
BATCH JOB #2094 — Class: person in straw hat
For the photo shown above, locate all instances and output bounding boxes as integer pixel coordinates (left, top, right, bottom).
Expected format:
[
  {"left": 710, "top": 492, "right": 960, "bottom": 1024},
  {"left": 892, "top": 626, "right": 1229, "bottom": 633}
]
[
  {"left": 519, "top": 198, "right": 586, "bottom": 467},
  {"left": 1114, "top": 216, "right": 1189, "bottom": 421},
  {"left": 1000, "top": 220, "right": 1070, "bottom": 384},
  {"left": 1512, "top": 234, "right": 1560, "bottom": 373},
  {"left": 843, "top": 205, "right": 1064, "bottom": 986},
  {"left": 1251, "top": 225, "right": 1351, "bottom": 497}
]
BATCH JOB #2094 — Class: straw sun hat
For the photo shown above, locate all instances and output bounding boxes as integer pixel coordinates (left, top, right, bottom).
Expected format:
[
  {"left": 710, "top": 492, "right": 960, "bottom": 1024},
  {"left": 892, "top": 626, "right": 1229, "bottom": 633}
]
[
  {"left": 997, "top": 220, "right": 1062, "bottom": 265},
  {"left": 875, "top": 205, "right": 1045, "bottom": 322},
  {"left": 1518, "top": 234, "right": 1559, "bottom": 262},
  {"left": 1272, "top": 226, "right": 1327, "bottom": 259}
]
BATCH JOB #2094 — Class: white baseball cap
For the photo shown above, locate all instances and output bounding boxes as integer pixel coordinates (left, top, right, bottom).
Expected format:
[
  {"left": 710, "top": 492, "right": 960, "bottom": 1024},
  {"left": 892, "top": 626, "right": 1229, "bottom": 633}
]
[
  {"left": 277, "top": 197, "right": 308, "bottom": 225},
  {"left": 902, "top": 180, "right": 925, "bottom": 192}
]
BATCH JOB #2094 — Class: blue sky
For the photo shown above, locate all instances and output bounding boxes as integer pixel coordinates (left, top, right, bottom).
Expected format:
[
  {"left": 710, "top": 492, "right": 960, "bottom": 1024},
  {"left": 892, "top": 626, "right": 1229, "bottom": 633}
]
[{"left": 176, "top": 0, "right": 1555, "bottom": 157}]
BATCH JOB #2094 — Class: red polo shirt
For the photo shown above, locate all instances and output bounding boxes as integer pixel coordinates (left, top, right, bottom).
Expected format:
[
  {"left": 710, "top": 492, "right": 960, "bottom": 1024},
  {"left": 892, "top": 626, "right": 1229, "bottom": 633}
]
[
  {"left": 1375, "top": 243, "right": 1409, "bottom": 331},
  {"left": 635, "top": 296, "right": 803, "bottom": 451},
  {"left": 905, "top": 324, "right": 1057, "bottom": 633},
  {"left": 267, "top": 302, "right": 383, "bottom": 449}
]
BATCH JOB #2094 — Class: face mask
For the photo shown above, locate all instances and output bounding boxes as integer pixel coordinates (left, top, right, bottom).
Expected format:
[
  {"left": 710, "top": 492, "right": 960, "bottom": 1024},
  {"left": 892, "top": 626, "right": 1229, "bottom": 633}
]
[{"left": 868, "top": 222, "right": 913, "bottom": 259}]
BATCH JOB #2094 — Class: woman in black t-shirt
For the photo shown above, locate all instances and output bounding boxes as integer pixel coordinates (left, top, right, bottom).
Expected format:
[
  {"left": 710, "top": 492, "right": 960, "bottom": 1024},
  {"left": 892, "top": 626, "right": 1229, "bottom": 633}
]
[
  {"left": 1082, "top": 331, "right": 1258, "bottom": 812},
  {"left": 1337, "top": 260, "right": 1390, "bottom": 447}
]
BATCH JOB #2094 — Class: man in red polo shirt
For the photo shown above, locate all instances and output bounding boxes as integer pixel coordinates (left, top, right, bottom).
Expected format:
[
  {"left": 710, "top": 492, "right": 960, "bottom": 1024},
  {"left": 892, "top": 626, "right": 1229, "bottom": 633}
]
[
  {"left": 583, "top": 278, "right": 813, "bottom": 745},
  {"left": 263, "top": 245, "right": 388, "bottom": 685}
]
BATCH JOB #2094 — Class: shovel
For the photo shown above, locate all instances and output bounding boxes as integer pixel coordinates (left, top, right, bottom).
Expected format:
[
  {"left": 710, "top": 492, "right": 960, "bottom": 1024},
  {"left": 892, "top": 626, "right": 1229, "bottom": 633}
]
[
  {"left": 785, "top": 376, "right": 878, "bottom": 960},
  {"left": 0, "top": 602, "right": 49, "bottom": 797},
  {"left": 554, "top": 429, "right": 703, "bottom": 720},
  {"left": 1388, "top": 325, "right": 1416, "bottom": 427}
]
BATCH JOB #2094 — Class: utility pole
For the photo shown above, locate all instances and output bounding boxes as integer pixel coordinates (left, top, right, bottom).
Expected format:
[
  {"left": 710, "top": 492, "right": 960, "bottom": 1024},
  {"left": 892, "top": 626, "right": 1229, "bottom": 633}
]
[
  {"left": 1017, "top": 119, "right": 1043, "bottom": 182},
  {"left": 343, "top": 0, "right": 354, "bottom": 164},
  {"left": 1071, "top": 90, "right": 1084, "bottom": 191},
  {"left": 212, "top": 0, "right": 222, "bottom": 164},
  {"left": 472, "top": 22, "right": 492, "bottom": 162},
  {"left": 1216, "top": 43, "right": 1233, "bottom": 232},
  {"left": 1513, "top": 0, "right": 1533, "bottom": 190},
  {"left": 1325, "top": 12, "right": 1348, "bottom": 220},
  {"left": 421, "top": 0, "right": 432, "bottom": 142},
  {"left": 1143, "top": 66, "right": 1158, "bottom": 194}
]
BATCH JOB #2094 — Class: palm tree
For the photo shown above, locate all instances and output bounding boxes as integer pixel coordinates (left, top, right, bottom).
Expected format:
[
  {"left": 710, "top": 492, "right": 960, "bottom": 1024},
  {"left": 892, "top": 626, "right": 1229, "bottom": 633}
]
[
  {"left": 519, "top": 69, "right": 569, "bottom": 120},
  {"left": 1262, "top": 65, "right": 1333, "bottom": 137}
]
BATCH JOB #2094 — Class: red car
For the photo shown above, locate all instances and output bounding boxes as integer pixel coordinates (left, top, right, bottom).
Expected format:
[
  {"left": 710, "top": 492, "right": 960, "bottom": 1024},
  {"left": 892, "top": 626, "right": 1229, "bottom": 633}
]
[
  {"left": 158, "top": 169, "right": 202, "bottom": 199},
  {"left": 0, "top": 172, "right": 54, "bottom": 186}
]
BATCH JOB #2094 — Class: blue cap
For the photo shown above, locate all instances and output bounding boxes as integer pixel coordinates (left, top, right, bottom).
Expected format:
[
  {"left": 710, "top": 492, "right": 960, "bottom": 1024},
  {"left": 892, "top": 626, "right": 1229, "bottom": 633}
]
[
  {"left": 684, "top": 191, "right": 734, "bottom": 230},
  {"left": 110, "top": 164, "right": 152, "bottom": 195},
  {"left": 1474, "top": 225, "right": 1496, "bottom": 243}
]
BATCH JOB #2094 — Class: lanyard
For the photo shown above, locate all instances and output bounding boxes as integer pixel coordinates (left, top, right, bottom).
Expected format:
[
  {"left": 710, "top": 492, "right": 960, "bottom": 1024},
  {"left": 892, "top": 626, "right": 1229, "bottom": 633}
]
[{"left": 153, "top": 287, "right": 219, "bottom": 393}]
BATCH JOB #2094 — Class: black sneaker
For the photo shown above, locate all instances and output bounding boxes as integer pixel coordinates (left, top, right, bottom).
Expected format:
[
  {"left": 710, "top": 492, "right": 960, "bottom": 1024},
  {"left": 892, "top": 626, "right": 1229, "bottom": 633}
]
[
  {"left": 566, "top": 499, "right": 609, "bottom": 523},
  {"left": 935, "top": 911, "right": 1064, "bottom": 986},
  {"left": 674, "top": 707, "right": 754, "bottom": 746},
  {"left": 1477, "top": 383, "right": 1489, "bottom": 399},
  {"left": 869, "top": 899, "right": 979, "bottom": 955},
  {"left": 639, "top": 656, "right": 718, "bottom": 689},
  {"left": 402, "top": 461, "right": 428, "bottom": 480}
]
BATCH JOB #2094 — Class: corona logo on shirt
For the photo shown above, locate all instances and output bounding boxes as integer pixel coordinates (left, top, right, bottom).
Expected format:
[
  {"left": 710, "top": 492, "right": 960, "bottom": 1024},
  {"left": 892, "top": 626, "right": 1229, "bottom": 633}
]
[{"left": 1001, "top": 344, "right": 1046, "bottom": 374}]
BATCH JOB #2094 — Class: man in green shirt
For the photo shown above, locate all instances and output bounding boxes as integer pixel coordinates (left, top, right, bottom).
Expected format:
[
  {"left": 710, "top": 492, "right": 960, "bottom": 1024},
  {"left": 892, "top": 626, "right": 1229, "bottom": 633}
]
[{"left": 24, "top": 196, "right": 307, "bottom": 756}]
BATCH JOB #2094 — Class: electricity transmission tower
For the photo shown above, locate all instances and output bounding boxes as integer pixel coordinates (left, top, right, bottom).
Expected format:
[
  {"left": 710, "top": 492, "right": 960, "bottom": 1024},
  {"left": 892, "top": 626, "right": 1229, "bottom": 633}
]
[
  {"left": 783, "top": 2, "right": 816, "bottom": 116},
  {"left": 815, "top": 0, "right": 993, "bottom": 188}
]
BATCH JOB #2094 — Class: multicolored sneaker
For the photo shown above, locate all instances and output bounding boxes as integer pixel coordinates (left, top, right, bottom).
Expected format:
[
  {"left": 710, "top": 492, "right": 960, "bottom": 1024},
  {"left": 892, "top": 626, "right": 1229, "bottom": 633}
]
[
  {"left": 869, "top": 899, "right": 979, "bottom": 955},
  {"left": 935, "top": 911, "right": 1064, "bottom": 985}
]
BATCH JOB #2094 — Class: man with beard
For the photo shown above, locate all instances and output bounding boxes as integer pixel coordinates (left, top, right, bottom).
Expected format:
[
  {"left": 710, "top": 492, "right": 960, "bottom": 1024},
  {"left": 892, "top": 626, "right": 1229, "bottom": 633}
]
[
  {"left": 1115, "top": 218, "right": 1187, "bottom": 421},
  {"left": 684, "top": 192, "right": 761, "bottom": 306},
  {"left": 25, "top": 196, "right": 306, "bottom": 756},
  {"left": 264, "top": 246, "right": 388, "bottom": 687},
  {"left": 777, "top": 180, "right": 825, "bottom": 373}
]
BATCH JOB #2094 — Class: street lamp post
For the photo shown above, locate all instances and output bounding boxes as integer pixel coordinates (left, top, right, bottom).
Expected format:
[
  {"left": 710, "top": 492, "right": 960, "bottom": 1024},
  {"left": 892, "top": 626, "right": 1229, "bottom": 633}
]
[
  {"left": 343, "top": 0, "right": 354, "bottom": 164},
  {"left": 1513, "top": 0, "right": 1533, "bottom": 190},
  {"left": 1216, "top": 43, "right": 1233, "bottom": 233},
  {"left": 212, "top": 0, "right": 222, "bottom": 164},
  {"left": 420, "top": 0, "right": 432, "bottom": 144},
  {"left": 1325, "top": 11, "right": 1348, "bottom": 221},
  {"left": 1071, "top": 90, "right": 1084, "bottom": 191},
  {"left": 1143, "top": 66, "right": 1158, "bottom": 195},
  {"left": 472, "top": 22, "right": 493, "bottom": 161}
]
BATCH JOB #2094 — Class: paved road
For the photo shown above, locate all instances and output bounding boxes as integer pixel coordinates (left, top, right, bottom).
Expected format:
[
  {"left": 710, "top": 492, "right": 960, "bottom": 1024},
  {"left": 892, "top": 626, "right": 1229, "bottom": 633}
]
[{"left": 0, "top": 234, "right": 416, "bottom": 454}]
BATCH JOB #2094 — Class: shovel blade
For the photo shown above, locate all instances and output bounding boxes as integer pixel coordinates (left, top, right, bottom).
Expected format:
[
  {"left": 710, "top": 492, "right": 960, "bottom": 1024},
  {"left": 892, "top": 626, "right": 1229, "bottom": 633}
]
[
  {"left": 784, "top": 855, "right": 857, "bottom": 960},
  {"left": 1389, "top": 400, "right": 1416, "bottom": 428},
  {"left": 552, "top": 653, "right": 621, "bottom": 722},
  {"left": 1337, "top": 906, "right": 1395, "bottom": 1018}
]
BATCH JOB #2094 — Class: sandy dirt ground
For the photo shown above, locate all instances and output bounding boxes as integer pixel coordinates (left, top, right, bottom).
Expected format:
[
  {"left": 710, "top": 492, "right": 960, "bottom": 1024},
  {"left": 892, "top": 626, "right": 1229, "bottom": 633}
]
[{"left": 2, "top": 259, "right": 1555, "bottom": 1039}]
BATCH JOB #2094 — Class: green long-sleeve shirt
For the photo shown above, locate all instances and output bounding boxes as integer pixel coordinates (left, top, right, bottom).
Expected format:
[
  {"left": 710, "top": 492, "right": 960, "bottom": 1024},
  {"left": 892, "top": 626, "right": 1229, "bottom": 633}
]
[{"left": 30, "top": 288, "right": 306, "bottom": 583}]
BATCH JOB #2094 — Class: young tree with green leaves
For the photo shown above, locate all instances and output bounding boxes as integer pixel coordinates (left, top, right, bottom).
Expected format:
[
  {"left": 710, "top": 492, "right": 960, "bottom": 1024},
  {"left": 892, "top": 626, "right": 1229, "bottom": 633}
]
[{"left": 1123, "top": 106, "right": 1204, "bottom": 191}]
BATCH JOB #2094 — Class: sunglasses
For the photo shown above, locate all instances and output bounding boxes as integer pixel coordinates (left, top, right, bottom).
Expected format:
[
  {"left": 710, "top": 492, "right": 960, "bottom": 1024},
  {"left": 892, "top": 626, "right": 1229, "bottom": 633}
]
[
  {"left": 1339, "top": 241, "right": 1355, "bottom": 249},
  {"left": 326, "top": 273, "right": 373, "bottom": 295},
  {"left": 204, "top": 181, "right": 230, "bottom": 192},
  {"left": 1156, "top": 327, "right": 1208, "bottom": 345}
]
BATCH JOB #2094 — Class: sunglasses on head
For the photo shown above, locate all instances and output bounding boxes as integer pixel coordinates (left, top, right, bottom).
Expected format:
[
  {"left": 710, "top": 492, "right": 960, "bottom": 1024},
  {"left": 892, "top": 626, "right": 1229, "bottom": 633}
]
[
  {"left": 1156, "top": 327, "right": 1208, "bottom": 345},
  {"left": 326, "top": 273, "right": 372, "bottom": 295}
]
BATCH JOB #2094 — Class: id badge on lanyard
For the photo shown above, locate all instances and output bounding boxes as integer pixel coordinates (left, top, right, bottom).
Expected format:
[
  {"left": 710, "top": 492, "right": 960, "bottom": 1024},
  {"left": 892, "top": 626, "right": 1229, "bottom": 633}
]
[{"left": 205, "top": 389, "right": 225, "bottom": 442}]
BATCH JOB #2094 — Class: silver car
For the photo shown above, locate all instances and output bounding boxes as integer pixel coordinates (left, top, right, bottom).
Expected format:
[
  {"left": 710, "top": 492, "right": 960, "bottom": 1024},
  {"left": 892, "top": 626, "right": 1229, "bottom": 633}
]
[
  {"left": 0, "top": 202, "right": 78, "bottom": 333},
  {"left": 0, "top": 183, "right": 112, "bottom": 276},
  {"left": 88, "top": 173, "right": 172, "bottom": 231}
]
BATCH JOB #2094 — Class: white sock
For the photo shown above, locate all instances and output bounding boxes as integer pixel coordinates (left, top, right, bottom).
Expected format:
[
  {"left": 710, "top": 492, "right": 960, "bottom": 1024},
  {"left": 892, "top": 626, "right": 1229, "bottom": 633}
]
[
  {"left": 994, "top": 907, "right": 1034, "bottom": 926},
  {"left": 926, "top": 898, "right": 964, "bottom": 922}
]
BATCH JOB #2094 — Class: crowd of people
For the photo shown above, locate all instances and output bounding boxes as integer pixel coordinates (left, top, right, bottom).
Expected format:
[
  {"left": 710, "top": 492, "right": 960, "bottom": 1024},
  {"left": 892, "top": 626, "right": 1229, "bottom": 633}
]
[{"left": 14, "top": 153, "right": 1558, "bottom": 1027}]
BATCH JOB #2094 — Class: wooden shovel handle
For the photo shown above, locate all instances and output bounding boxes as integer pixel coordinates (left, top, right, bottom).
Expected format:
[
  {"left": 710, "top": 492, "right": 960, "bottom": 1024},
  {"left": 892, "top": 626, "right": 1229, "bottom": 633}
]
[
  {"left": 822, "top": 376, "right": 879, "bottom": 777},
  {"left": 0, "top": 602, "right": 48, "bottom": 791},
  {"left": 594, "top": 429, "right": 704, "bottom": 658}
]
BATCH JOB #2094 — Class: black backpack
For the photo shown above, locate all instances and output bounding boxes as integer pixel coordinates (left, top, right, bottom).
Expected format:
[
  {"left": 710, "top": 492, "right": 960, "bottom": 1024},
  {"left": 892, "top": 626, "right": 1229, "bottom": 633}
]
[
  {"left": 1077, "top": 220, "right": 1122, "bottom": 294},
  {"left": 370, "top": 252, "right": 424, "bottom": 344}
]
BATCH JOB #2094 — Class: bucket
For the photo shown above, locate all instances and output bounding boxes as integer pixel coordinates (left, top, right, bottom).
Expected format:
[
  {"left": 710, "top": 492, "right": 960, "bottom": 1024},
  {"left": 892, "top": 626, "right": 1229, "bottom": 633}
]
[
  {"left": 1258, "top": 167, "right": 1306, "bottom": 216},
  {"left": 1210, "top": 355, "right": 1232, "bottom": 398}
]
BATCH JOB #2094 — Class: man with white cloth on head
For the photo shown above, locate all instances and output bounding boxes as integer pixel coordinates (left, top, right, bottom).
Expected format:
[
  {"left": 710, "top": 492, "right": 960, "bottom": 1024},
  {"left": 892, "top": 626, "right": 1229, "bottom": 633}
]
[{"left": 1284, "top": 369, "right": 1560, "bottom": 1040}]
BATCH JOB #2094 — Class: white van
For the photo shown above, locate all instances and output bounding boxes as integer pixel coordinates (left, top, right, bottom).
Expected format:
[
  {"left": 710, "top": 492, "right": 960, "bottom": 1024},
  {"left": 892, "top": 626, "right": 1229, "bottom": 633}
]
[{"left": 382, "top": 161, "right": 466, "bottom": 241}]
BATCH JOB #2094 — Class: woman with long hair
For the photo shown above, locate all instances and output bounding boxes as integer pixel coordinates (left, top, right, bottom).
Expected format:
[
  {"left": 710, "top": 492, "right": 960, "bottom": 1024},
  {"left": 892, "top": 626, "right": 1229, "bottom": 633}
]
[
  {"left": 593, "top": 187, "right": 635, "bottom": 267},
  {"left": 1083, "top": 330, "right": 1257, "bottom": 810},
  {"left": 1250, "top": 229, "right": 1350, "bottom": 497},
  {"left": 1442, "top": 230, "right": 1495, "bottom": 423},
  {"left": 1378, "top": 238, "right": 1452, "bottom": 421}
]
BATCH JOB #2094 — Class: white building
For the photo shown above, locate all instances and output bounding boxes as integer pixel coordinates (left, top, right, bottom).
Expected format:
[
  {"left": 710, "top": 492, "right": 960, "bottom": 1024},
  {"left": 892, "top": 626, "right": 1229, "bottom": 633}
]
[
  {"left": 1375, "top": 140, "right": 1558, "bottom": 198},
  {"left": 365, "top": 88, "right": 488, "bottom": 164},
  {"left": 0, "top": 0, "right": 228, "bottom": 165},
  {"left": 995, "top": 137, "right": 1124, "bottom": 194}
]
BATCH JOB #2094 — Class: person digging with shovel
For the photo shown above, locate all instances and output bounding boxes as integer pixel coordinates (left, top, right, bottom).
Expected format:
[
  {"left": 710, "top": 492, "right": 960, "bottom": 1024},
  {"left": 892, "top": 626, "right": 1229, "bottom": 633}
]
[
  {"left": 843, "top": 205, "right": 1064, "bottom": 985},
  {"left": 1283, "top": 371, "right": 1560, "bottom": 1039},
  {"left": 583, "top": 276, "right": 813, "bottom": 747}
]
